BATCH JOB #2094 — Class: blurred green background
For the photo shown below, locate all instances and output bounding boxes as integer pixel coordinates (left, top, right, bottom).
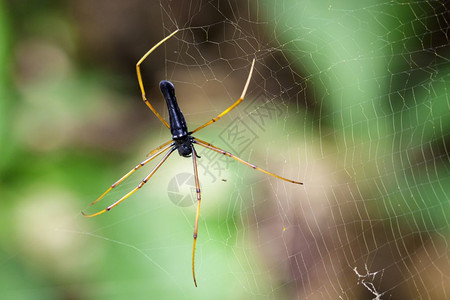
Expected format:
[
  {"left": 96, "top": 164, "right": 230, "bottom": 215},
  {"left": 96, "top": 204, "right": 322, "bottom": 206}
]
[{"left": 1, "top": 0, "right": 449, "bottom": 299}]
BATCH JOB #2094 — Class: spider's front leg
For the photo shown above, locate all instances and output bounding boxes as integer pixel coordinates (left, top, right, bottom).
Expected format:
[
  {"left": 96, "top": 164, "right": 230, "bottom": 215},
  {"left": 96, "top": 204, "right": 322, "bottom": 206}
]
[
  {"left": 191, "top": 145, "right": 201, "bottom": 287},
  {"left": 82, "top": 143, "right": 176, "bottom": 217}
]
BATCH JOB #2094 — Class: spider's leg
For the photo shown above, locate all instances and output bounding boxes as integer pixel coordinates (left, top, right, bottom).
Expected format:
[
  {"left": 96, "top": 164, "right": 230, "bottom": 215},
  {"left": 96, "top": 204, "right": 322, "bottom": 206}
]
[
  {"left": 88, "top": 140, "right": 174, "bottom": 208},
  {"left": 193, "top": 138, "right": 303, "bottom": 185},
  {"left": 136, "top": 29, "right": 180, "bottom": 129},
  {"left": 191, "top": 145, "right": 201, "bottom": 287},
  {"left": 190, "top": 59, "right": 255, "bottom": 134},
  {"left": 82, "top": 146, "right": 176, "bottom": 217},
  {"left": 146, "top": 139, "right": 173, "bottom": 157}
]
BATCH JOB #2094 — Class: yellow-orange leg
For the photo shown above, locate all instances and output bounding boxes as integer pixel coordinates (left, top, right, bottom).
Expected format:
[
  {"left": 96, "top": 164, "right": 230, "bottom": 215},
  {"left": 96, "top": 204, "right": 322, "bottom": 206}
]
[
  {"left": 190, "top": 58, "right": 256, "bottom": 134},
  {"left": 83, "top": 147, "right": 176, "bottom": 217},
  {"left": 146, "top": 140, "right": 173, "bottom": 157},
  {"left": 191, "top": 146, "right": 201, "bottom": 287},
  {"left": 193, "top": 138, "right": 303, "bottom": 185},
  {"left": 136, "top": 29, "right": 180, "bottom": 128},
  {"left": 86, "top": 140, "right": 174, "bottom": 209}
]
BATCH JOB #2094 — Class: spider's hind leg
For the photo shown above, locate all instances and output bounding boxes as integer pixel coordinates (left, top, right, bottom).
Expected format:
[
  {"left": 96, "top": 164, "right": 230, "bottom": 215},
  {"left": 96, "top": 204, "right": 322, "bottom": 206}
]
[
  {"left": 190, "top": 59, "right": 256, "bottom": 134},
  {"left": 136, "top": 29, "right": 180, "bottom": 129}
]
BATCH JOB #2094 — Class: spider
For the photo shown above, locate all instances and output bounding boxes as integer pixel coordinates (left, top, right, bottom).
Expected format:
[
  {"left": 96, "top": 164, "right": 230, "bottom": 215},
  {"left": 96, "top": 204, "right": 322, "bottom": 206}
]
[{"left": 83, "top": 29, "right": 303, "bottom": 287}]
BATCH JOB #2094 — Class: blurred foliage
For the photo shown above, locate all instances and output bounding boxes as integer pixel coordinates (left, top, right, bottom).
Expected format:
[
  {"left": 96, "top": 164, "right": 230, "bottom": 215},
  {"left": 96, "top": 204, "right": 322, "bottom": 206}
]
[
  {"left": 0, "top": 0, "right": 13, "bottom": 173},
  {"left": 267, "top": 0, "right": 450, "bottom": 232}
]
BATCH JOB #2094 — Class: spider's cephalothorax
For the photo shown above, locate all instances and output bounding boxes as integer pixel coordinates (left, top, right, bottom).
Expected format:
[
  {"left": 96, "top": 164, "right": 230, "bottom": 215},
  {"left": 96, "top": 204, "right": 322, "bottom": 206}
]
[
  {"left": 159, "top": 80, "right": 193, "bottom": 157},
  {"left": 174, "top": 136, "right": 194, "bottom": 157}
]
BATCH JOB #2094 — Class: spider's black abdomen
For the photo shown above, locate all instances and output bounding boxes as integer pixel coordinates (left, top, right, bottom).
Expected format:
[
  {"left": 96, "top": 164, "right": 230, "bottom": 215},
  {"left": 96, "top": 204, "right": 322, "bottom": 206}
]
[{"left": 160, "top": 80, "right": 189, "bottom": 140}]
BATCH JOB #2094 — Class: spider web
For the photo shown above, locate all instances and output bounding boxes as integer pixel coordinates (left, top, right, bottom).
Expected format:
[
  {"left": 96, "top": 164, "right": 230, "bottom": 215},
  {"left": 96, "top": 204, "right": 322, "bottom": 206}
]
[{"left": 75, "top": 1, "right": 449, "bottom": 298}]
